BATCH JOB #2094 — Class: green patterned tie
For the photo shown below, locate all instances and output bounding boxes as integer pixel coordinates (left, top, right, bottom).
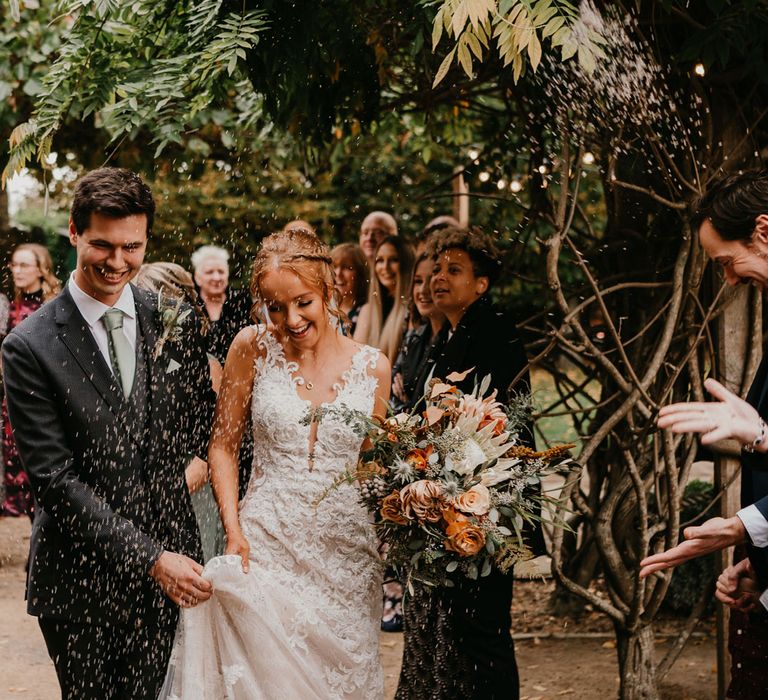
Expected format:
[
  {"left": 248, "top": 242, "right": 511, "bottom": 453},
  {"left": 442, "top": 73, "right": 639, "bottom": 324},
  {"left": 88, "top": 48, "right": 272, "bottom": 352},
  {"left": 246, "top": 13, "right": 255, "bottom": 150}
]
[{"left": 102, "top": 308, "right": 135, "bottom": 397}]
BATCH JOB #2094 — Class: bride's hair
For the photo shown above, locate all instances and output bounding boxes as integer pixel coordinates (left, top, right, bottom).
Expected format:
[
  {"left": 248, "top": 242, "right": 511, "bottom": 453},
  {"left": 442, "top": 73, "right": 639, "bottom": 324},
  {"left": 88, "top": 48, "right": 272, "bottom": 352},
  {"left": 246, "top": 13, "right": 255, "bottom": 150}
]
[{"left": 249, "top": 227, "right": 345, "bottom": 329}]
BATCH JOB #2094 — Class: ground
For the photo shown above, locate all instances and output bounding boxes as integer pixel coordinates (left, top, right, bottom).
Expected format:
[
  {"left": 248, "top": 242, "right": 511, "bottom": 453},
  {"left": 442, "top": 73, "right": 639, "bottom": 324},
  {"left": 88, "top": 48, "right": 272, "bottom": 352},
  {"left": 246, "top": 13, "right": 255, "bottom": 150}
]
[{"left": 0, "top": 517, "right": 716, "bottom": 700}]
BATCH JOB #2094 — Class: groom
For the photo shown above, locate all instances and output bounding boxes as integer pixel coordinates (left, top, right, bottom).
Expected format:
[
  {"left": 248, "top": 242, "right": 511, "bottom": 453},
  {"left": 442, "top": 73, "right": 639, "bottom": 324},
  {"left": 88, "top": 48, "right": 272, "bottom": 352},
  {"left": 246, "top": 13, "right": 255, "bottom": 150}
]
[{"left": 2, "top": 167, "right": 215, "bottom": 698}]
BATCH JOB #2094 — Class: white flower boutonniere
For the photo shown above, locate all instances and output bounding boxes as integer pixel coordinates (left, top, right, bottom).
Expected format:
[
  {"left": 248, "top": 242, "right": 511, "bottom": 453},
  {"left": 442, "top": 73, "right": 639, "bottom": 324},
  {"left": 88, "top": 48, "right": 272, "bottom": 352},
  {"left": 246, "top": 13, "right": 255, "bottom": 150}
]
[{"left": 154, "top": 289, "right": 192, "bottom": 360}]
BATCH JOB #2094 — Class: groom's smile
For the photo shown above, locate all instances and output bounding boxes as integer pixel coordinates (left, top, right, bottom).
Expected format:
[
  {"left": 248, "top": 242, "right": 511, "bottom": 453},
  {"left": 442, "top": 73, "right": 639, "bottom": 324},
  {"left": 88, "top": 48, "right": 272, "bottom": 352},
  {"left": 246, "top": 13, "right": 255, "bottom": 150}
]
[{"left": 69, "top": 212, "right": 148, "bottom": 306}]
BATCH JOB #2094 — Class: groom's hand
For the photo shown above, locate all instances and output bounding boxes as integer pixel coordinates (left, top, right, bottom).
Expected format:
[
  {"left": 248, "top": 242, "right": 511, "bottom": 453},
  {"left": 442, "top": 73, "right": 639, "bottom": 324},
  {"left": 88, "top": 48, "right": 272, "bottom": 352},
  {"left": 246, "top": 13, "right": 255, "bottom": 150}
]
[{"left": 150, "top": 551, "right": 213, "bottom": 608}]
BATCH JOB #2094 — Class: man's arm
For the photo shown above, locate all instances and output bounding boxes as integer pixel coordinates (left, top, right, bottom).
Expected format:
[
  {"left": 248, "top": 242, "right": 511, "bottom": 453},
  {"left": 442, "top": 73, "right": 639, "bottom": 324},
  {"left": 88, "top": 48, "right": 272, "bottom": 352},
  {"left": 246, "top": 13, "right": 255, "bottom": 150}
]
[{"left": 2, "top": 331, "right": 162, "bottom": 574}]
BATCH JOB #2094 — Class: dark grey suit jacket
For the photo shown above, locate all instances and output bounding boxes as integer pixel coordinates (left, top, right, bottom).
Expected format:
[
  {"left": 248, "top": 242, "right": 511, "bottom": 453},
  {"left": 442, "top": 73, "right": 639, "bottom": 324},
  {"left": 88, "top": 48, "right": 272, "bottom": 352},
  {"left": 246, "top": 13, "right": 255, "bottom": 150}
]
[{"left": 1, "top": 285, "right": 214, "bottom": 626}]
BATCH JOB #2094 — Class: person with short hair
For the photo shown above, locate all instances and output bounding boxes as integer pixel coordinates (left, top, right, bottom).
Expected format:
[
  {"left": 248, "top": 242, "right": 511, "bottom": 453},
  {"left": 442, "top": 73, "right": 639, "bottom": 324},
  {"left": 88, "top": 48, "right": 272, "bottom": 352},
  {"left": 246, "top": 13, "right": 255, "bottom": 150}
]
[
  {"left": 359, "top": 210, "right": 398, "bottom": 263},
  {"left": 2, "top": 167, "right": 215, "bottom": 699},
  {"left": 190, "top": 244, "right": 251, "bottom": 363},
  {"left": 397, "top": 225, "right": 540, "bottom": 700},
  {"left": 638, "top": 169, "right": 768, "bottom": 699}
]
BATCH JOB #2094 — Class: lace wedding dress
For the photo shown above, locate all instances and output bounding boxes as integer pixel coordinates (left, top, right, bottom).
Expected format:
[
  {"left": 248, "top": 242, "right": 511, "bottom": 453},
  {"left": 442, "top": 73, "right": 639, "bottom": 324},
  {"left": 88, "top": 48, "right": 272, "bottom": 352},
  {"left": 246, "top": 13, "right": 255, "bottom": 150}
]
[{"left": 162, "top": 329, "right": 384, "bottom": 699}]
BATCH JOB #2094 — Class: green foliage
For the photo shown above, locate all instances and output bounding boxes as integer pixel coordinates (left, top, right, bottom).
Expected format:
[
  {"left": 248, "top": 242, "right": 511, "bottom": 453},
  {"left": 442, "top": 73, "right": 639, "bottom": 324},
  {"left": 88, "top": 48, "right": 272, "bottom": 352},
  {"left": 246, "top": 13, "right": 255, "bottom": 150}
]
[
  {"left": 430, "top": 0, "right": 605, "bottom": 85},
  {"left": 4, "top": 0, "right": 268, "bottom": 183}
]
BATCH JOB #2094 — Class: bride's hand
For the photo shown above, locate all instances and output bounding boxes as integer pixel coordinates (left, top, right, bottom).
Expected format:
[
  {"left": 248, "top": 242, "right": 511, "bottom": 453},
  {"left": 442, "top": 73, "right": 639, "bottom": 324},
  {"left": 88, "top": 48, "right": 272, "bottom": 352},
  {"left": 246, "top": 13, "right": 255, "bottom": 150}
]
[{"left": 225, "top": 528, "right": 250, "bottom": 573}]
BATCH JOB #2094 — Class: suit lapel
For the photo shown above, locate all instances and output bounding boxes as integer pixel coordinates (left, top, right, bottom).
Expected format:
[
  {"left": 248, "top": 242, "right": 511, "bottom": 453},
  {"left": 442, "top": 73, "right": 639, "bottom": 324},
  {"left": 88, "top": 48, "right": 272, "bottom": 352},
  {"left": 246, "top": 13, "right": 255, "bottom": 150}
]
[{"left": 55, "top": 289, "right": 124, "bottom": 416}]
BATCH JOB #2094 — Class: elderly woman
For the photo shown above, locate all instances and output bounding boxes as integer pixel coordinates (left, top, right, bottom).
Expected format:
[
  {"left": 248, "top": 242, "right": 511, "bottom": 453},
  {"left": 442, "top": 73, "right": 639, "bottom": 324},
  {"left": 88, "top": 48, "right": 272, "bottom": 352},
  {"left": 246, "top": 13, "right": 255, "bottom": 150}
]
[{"left": 190, "top": 245, "right": 252, "bottom": 363}]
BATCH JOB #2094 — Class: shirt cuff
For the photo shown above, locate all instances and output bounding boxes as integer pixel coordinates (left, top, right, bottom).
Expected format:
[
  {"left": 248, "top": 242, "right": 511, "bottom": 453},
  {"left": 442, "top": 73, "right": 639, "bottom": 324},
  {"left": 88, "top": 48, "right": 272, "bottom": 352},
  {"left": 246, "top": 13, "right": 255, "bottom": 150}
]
[
  {"left": 737, "top": 504, "right": 768, "bottom": 548},
  {"left": 760, "top": 587, "right": 768, "bottom": 612}
]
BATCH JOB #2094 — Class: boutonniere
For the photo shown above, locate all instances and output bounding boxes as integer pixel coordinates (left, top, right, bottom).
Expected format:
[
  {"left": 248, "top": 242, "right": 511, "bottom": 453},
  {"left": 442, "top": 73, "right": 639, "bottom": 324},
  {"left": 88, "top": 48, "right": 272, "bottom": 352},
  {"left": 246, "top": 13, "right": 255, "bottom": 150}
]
[{"left": 154, "top": 289, "right": 192, "bottom": 360}]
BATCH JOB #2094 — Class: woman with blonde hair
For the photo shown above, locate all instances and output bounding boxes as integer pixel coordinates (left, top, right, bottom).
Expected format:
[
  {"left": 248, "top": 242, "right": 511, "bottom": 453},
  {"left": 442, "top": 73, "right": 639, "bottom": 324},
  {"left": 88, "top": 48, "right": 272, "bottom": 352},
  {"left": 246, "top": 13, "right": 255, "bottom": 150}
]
[
  {"left": 353, "top": 236, "right": 415, "bottom": 361},
  {"left": 162, "top": 227, "right": 391, "bottom": 699},
  {"left": 1, "top": 243, "right": 61, "bottom": 517},
  {"left": 134, "top": 262, "right": 224, "bottom": 562}
]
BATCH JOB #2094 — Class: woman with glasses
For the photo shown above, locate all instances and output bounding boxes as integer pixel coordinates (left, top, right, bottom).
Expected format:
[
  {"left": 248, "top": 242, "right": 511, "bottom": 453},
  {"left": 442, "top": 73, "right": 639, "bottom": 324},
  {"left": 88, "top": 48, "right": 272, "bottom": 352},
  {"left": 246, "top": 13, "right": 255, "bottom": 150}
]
[{"left": 1, "top": 244, "right": 60, "bottom": 517}]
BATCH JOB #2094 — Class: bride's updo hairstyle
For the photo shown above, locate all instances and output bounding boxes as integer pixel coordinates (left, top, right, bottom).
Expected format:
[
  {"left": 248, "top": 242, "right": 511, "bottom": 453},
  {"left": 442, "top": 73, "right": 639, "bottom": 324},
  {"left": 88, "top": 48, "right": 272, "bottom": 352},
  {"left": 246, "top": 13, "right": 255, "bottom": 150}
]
[{"left": 249, "top": 227, "right": 345, "bottom": 329}]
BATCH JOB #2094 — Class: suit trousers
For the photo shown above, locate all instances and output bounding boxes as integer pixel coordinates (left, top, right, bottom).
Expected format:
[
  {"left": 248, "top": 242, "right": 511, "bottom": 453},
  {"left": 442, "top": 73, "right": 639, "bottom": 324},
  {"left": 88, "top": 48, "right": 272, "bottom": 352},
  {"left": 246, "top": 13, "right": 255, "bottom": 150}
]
[{"left": 39, "top": 607, "right": 176, "bottom": 700}]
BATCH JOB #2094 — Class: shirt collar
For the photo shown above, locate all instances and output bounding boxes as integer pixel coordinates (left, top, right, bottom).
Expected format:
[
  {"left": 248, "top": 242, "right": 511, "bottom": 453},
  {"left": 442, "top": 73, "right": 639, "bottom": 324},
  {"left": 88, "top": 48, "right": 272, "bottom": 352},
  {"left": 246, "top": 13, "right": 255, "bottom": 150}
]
[{"left": 68, "top": 274, "right": 136, "bottom": 327}]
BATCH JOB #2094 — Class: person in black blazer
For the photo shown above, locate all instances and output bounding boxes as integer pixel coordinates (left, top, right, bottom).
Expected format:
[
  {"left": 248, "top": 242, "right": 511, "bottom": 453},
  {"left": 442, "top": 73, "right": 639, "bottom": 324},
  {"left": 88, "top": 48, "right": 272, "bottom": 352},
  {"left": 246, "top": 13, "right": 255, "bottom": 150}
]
[
  {"left": 1, "top": 168, "right": 215, "bottom": 699},
  {"left": 397, "top": 226, "right": 542, "bottom": 700},
  {"left": 637, "top": 171, "right": 768, "bottom": 697}
]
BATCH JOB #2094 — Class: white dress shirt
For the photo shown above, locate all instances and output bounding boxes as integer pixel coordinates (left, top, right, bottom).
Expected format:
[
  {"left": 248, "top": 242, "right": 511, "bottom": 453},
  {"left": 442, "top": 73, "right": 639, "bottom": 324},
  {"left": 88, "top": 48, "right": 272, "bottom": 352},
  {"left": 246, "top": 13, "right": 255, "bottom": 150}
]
[
  {"left": 68, "top": 274, "right": 137, "bottom": 376},
  {"left": 736, "top": 504, "right": 768, "bottom": 609}
]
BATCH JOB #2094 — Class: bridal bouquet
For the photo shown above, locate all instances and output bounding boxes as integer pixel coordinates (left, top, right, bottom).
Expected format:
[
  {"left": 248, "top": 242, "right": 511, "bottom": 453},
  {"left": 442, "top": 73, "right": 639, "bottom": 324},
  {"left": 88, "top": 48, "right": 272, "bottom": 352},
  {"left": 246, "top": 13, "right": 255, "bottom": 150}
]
[{"left": 318, "top": 370, "right": 574, "bottom": 587}]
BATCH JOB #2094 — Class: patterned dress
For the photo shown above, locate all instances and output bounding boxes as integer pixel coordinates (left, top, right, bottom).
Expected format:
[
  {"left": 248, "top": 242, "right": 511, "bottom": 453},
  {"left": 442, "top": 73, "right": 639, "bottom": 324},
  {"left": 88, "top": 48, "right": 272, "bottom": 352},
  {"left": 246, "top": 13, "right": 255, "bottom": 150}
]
[
  {"left": 1, "top": 290, "right": 44, "bottom": 517},
  {"left": 163, "top": 328, "right": 384, "bottom": 699}
]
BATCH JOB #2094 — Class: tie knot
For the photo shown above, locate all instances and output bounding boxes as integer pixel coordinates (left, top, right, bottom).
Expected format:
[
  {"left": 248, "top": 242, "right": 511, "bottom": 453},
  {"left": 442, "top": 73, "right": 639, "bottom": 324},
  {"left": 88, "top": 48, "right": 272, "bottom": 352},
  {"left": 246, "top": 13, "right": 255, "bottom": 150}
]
[{"left": 103, "top": 308, "right": 124, "bottom": 332}]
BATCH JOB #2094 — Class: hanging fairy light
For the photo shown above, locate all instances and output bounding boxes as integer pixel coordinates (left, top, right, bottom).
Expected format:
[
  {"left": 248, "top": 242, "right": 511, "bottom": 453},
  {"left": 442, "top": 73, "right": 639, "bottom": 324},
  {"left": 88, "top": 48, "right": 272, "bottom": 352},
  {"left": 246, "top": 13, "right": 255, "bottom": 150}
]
[
  {"left": 582, "top": 152, "right": 595, "bottom": 165},
  {"left": 537, "top": 164, "right": 548, "bottom": 174},
  {"left": 479, "top": 172, "right": 491, "bottom": 183},
  {"left": 467, "top": 147, "right": 480, "bottom": 160},
  {"left": 694, "top": 63, "right": 706, "bottom": 77},
  {"left": 497, "top": 179, "right": 507, "bottom": 190},
  {"left": 509, "top": 179, "right": 522, "bottom": 193}
]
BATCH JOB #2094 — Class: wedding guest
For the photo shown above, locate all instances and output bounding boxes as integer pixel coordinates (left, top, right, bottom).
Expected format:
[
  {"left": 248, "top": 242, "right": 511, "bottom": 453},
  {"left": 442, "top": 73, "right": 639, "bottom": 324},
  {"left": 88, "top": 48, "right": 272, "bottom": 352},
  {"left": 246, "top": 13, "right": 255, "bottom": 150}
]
[
  {"left": 191, "top": 244, "right": 251, "bottom": 363},
  {"left": 283, "top": 219, "right": 316, "bottom": 233},
  {"left": 0, "top": 292, "right": 9, "bottom": 342},
  {"left": 353, "top": 236, "right": 415, "bottom": 361},
  {"left": 391, "top": 253, "right": 446, "bottom": 412},
  {"left": 359, "top": 210, "right": 398, "bottom": 263},
  {"left": 134, "top": 262, "right": 224, "bottom": 562},
  {"left": 637, "top": 170, "right": 768, "bottom": 699},
  {"left": 331, "top": 243, "right": 368, "bottom": 335},
  {"left": 0, "top": 291, "right": 9, "bottom": 505},
  {"left": 415, "top": 214, "right": 461, "bottom": 256},
  {"left": 397, "top": 226, "right": 539, "bottom": 700},
  {"left": 1, "top": 244, "right": 61, "bottom": 518}
]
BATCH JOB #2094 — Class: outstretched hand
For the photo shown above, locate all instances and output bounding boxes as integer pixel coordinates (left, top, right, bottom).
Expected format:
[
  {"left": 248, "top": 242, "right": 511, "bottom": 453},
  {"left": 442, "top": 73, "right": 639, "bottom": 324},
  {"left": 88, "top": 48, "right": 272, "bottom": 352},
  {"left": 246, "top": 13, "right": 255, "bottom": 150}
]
[
  {"left": 716, "top": 558, "right": 762, "bottom": 613},
  {"left": 657, "top": 378, "right": 762, "bottom": 446},
  {"left": 639, "top": 516, "right": 747, "bottom": 578}
]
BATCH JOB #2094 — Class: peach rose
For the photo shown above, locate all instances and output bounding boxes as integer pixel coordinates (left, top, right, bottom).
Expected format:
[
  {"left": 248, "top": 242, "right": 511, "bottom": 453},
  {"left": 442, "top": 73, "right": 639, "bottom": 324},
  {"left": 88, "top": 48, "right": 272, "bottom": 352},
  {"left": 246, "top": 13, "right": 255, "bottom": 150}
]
[
  {"left": 380, "top": 491, "right": 409, "bottom": 525},
  {"left": 400, "top": 480, "right": 445, "bottom": 523},
  {"left": 444, "top": 520, "right": 486, "bottom": 557},
  {"left": 453, "top": 484, "right": 491, "bottom": 516}
]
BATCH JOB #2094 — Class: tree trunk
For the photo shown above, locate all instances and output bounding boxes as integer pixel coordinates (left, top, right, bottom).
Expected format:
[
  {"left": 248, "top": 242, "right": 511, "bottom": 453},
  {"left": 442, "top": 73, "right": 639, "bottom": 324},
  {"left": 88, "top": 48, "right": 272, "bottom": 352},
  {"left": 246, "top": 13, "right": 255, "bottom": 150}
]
[{"left": 615, "top": 625, "right": 659, "bottom": 700}]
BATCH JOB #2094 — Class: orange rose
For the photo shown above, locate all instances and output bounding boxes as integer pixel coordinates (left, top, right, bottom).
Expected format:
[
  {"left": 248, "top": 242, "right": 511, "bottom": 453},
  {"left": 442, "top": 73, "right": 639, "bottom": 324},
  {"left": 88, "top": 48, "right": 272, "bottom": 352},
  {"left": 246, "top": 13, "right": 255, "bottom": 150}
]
[
  {"left": 405, "top": 447, "right": 432, "bottom": 472},
  {"left": 441, "top": 506, "right": 469, "bottom": 525},
  {"left": 445, "top": 520, "right": 486, "bottom": 557},
  {"left": 380, "top": 491, "right": 409, "bottom": 525},
  {"left": 453, "top": 484, "right": 491, "bottom": 516},
  {"left": 400, "top": 480, "right": 445, "bottom": 523}
]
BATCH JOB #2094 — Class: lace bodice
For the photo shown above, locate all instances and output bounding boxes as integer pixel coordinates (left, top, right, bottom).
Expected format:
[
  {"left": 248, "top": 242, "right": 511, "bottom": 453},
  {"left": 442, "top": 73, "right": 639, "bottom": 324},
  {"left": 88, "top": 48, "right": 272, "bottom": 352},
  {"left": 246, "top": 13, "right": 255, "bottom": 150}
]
[{"left": 243, "top": 326, "right": 380, "bottom": 499}]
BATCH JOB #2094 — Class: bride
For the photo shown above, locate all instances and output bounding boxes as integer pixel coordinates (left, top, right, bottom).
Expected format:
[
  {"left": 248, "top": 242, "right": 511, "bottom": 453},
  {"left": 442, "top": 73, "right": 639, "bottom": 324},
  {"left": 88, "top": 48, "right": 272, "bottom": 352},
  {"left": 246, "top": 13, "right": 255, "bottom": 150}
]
[{"left": 163, "top": 228, "right": 391, "bottom": 699}]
